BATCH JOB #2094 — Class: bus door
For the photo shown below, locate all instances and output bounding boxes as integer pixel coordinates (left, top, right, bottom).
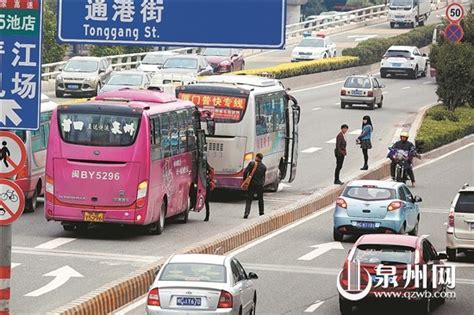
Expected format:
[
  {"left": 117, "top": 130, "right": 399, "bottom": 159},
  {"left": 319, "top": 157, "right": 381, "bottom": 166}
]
[
  {"left": 285, "top": 94, "right": 300, "bottom": 183},
  {"left": 191, "top": 129, "right": 207, "bottom": 211}
]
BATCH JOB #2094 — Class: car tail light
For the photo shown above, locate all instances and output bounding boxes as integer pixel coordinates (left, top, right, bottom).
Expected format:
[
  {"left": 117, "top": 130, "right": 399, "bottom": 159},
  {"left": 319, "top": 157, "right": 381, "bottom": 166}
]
[
  {"left": 147, "top": 288, "right": 160, "bottom": 306},
  {"left": 217, "top": 290, "right": 233, "bottom": 308},
  {"left": 340, "top": 89, "right": 347, "bottom": 96},
  {"left": 336, "top": 198, "right": 347, "bottom": 209},
  {"left": 367, "top": 91, "right": 374, "bottom": 97},
  {"left": 447, "top": 208, "right": 455, "bottom": 234},
  {"left": 137, "top": 181, "right": 148, "bottom": 208},
  {"left": 16, "top": 159, "right": 29, "bottom": 179},
  {"left": 387, "top": 201, "right": 402, "bottom": 211}
]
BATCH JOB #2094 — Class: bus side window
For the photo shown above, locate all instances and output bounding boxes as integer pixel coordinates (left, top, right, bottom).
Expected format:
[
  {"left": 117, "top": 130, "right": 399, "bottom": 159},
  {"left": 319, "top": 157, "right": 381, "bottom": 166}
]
[
  {"left": 31, "top": 124, "right": 47, "bottom": 153},
  {"left": 151, "top": 116, "right": 162, "bottom": 160},
  {"left": 256, "top": 98, "right": 268, "bottom": 136},
  {"left": 169, "top": 111, "right": 179, "bottom": 156},
  {"left": 178, "top": 111, "right": 187, "bottom": 154},
  {"left": 274, "top": 93, "right": 286, "bottom": 131},
  {"left": 160, "top": 113, "right": 171, "bottom": 158},
  {"left": 187, "top": 109, "right": 196, "bottom": 151}
]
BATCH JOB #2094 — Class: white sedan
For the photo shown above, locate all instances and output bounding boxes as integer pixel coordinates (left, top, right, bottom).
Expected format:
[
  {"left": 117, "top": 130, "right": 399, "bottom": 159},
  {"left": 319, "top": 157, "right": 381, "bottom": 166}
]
[
  {"left": 291, "top": 34, "right": 336, "bottom": 62},
  {"left": 146, "top": 254, "right": 258, "bottom": 315}
]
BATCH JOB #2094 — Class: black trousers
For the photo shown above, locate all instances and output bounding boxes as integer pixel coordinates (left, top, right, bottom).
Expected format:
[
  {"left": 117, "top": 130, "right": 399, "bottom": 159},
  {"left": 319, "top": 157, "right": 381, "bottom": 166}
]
[
  {"left": 204, "top": 186, "right": 211, "bottom": 220},
  {"left": 362, "top": 149, "right": 369, "bottom": 166},
  {"left": 245, "top": 185, "right": 264, "bottom": 215},
  {"left": 334, "top": 154, "right": 345, "bottom": 182},
  {"left": 390, "top": 161, "right": 415, "bottom": 182}
]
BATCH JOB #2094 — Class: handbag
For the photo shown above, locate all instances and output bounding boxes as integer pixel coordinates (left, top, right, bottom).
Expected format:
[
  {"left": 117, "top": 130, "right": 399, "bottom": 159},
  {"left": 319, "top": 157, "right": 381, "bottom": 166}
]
[{"left": 240, "top": 162, "right": 258, "bottom": 191}]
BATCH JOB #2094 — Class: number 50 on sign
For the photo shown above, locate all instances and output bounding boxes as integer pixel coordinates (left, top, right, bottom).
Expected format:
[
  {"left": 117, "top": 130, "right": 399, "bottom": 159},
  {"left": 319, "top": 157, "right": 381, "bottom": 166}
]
[{"left": 446, "top": 3, "right": 465, "bottom": 23}]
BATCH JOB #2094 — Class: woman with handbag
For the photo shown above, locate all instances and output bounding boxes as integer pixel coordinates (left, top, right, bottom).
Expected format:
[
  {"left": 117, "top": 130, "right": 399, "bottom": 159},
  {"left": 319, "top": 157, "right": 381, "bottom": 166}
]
[
  {"left": 356, "top": 115, "right": 373, "bottom": 171},
  {"left": 242, "top": 153, "right": 267, "bottom": 219}
]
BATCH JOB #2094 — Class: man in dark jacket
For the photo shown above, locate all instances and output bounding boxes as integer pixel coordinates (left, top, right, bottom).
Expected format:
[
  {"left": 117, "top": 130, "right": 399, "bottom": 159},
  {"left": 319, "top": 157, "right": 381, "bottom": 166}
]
[
  {"left": 390, "top": 131, "right": 419, "bottom": 187},
  {"left": 334, "top": 124, "right": 349, "bottom": 185},
  {"left": 243, "top": 153, "right": 267, "bottom": 219}
]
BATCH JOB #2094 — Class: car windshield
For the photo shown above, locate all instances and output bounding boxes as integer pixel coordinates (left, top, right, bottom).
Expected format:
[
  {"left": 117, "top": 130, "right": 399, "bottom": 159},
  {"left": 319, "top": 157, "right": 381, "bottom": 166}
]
[
  {"left": 63, "top": 60, "right": 99, "bottom": 72},
  {"left": 390, "top": 0, "right": 413, "bottom": 6},
  {"left": 353, "top": 244, "right": 415, "bottom": 264},
  {"left": 455, "top": 192, "right": 474, "bottom": 213},
  {"left": 344, "top": 77, "right": 372, "bottom": 89},
  {"left": 202, "top": 48, "right": 232, "bottom": 57},
  {"left": 107, "top": 74, "right": 144, "bottom": 86},
  {"left": 298, "top": 38, "right": 325, "bottom": 48},
  {"left": 58, "top": 112, "right": 140, "bottom": 147},
  {"left": 159, "top": 263, "right": 226, "bottom": 283},
  {"left": 142, "top": 54, "right": 168, "bottom": 65},
  {"left": 384, "top": 50, "right": 412, "bottom": 58},
  {"left": 163, "top": 58, "right": 198, "bottom": 70},
  {"left": 344, "top": 186, "right": 396, "bottom": 201}
]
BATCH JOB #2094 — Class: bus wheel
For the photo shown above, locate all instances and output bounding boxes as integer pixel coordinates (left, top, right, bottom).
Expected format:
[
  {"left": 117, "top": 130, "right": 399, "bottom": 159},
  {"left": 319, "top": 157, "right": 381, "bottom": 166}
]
[
  {"left": 178, "top": 197, "right": 190, "bottom": 224},
  {"left": 25, "top": 190, "right": 38, "bottom": 213},
  {"left": 148, "top": 203, "right": 165, "bottom": 235},
  {"left": 269, "top": 171, "right": 281, "bottom": 192}
]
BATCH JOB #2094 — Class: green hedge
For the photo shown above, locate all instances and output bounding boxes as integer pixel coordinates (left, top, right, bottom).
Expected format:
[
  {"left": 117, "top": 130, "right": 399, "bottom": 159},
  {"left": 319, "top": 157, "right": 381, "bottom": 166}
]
[
  {"left": 232, "top": 56, "right": 359, "bottom": 79},
  {"left": 342, "top": 25, "right": 435, "bottom": 65},
  {"left": 415, "top": 105, "right": 474, "bottom": 153}
]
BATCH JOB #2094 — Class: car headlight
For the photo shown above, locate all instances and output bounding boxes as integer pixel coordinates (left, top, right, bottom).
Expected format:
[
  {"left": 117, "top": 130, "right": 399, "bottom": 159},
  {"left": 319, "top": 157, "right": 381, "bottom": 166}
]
[
  {"left": 83, "top": 78, "right": 96, "bottom": 85},
  {"left": 56, "top": 74, "right": 63, "bottom": 81},
  {"left": 219, "top": 60, "right": 231, "bottom": 66}
]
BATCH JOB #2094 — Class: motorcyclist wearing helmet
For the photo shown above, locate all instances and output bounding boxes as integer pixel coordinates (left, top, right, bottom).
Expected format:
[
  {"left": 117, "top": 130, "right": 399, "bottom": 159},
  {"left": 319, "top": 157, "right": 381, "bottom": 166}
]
[{"left": 389, "top": 131, "right": 419, "bottom": 187}]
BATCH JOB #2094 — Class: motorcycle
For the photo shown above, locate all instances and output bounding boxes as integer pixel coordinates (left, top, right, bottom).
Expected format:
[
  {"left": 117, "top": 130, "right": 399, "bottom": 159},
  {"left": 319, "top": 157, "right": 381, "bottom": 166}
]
[{"left": 387, "top": 147, "right": 417, "bottom": 184}]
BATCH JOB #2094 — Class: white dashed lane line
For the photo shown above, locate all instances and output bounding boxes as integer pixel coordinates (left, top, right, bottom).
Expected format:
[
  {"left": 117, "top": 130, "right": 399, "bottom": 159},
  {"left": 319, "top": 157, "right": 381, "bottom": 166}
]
[
  {"left": 304, "top": 300, "right": 325, "bottom": 313},
  {"left": 402, "top": 86, "right": 411, "bottom": 90},
  {"left": 301, "top": 147, "right": 322, "bottom": 154}
]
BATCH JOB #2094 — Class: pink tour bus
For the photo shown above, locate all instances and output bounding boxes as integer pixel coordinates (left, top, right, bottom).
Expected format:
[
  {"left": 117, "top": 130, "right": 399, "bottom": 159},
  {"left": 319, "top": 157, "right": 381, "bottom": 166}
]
[{"left": 45, "top": 89, "right": 211, "bottom": 235}]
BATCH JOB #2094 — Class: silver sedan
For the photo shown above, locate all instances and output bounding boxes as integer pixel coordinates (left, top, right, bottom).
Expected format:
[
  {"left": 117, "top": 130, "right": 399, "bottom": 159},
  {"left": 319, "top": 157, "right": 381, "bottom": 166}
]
[{"left": 146, "top": 254, "right": 258, "bottom": 315}]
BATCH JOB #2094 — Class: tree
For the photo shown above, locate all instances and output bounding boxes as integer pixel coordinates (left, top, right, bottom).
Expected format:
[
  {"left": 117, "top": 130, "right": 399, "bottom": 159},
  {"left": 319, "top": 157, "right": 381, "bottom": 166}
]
[
  {"left": 435, "top": 42, "right": 474, "bottom": 110},
  {"left": 41, "top": 2, "right": 68, "bottom": 63},
  {"left": 302, "top": 0, "right": 327, "bottom": 17}
]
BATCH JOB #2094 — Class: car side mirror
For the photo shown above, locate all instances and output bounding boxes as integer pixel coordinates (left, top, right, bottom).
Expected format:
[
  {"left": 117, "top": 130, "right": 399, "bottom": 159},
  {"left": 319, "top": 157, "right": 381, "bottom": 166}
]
[
  {"left": 58, "top": 66, "right": 63, "bottom": 71},
  {"left": 99, "top": 69, "right": 105, "bottom": 74},
  {"left": 414, "top": 196, "right": 422, "bottom": 203},
  {"left": 437, "top": 253, "right": 448, "bottom": 260},
  {"left": 422, "top": 53, "right": 427, "bottom": 57},
  {"left": 248, "top": 272, "right": 258, "bottom": 280}
]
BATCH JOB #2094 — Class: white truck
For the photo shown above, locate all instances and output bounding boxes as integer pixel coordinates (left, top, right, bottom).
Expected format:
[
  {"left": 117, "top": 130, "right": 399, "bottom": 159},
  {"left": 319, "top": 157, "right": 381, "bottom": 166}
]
[{"left": 388, "top": 0, "right": 431, "bottom": 28}]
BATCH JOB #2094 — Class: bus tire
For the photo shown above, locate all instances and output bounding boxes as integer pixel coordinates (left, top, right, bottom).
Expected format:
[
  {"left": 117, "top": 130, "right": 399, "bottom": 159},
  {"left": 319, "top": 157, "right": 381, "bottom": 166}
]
[
  {"left": 269, "top": 171, "right": 281, "bottom": 192},
  {"left": 25, "top": 190, "right": 38, "bottom": 213},
  {"left": 148, "top": 202, "right": 166, "bottom": 235},
  {"left": 178, "top": 196, "right": 190, "bottom": 224}
]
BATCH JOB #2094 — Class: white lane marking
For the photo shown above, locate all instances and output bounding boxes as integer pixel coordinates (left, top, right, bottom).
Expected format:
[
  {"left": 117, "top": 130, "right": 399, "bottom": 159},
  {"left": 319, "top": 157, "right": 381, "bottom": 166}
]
[
  {"left": 35, "top": 238, "right": 77, "bottom": 250},
  {"left": 12, "top": 263, "right": 21, "bottom": 269},
  {"left": 312, "top": 107, "right": 322, "bottom": 111},
  {"left": 383, "top": 91, "right": 389, "bottom": 94},
  {"left": 349, "top": 129, "right": 362, "bottom": 135},
  {"left": 414, "top": 143, "right": 474, "bottom": 171},
  {"left": 298, "top": 242, "right": 344, "bottom": 261},
  {"left": 25, "top": 266, "right": 83, "bottom": 297},
  {"left": 423, "top": 81, "right": 433, "bottom": 85},
  {"left": 13, "top": 246, "right": 160, "bottom": 263},
  {"left": 241, "top": 263, "right": 340, "bottom": 275},
  {"left": 334, "top": 102, "right": 340, "bottom": 105},
  {"left": 278, "top": 183, "right": 291, "bottom": 192},
  {"left": 115, "top": 296, "right": 148, "bottom": 315},
  {"left": 291, "top": 80, "right": 345, "bottom": 94},
  {"left": 326, "top": 138, "right": 337, "bottom": 144},
  {"left": 229, "top": 205, "right": 334, "bottom": 257},
  {"left": 301, "top": 147, "right": 322, "bottom": 154},
  {"left": 402, "top": 86, "right": 411, "bottom": 90},
  {"left": 348, "top": 35, "right": 378, "bottom": 42},
  {"left": 305, "top": 300, "right": 325, "bottom": 313}
]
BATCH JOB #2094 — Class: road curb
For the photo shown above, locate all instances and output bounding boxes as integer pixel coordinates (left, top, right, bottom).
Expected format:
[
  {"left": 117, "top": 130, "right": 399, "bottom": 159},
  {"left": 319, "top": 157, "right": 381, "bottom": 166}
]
[{"left": 52, "top": 101, "right": 461, "bottom": 315}]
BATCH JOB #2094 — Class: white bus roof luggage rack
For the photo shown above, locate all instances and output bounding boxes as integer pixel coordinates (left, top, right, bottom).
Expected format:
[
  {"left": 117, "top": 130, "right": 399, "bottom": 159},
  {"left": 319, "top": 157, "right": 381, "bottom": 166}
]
[{"left": 198, "top": 75, "right": 279, "bottom": 88}]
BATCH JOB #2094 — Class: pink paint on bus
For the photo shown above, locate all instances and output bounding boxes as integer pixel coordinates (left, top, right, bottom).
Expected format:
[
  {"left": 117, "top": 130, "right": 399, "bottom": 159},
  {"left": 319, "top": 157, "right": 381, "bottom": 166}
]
[{"left": 45, "top": 89, "right": 208, "bottom": 235}]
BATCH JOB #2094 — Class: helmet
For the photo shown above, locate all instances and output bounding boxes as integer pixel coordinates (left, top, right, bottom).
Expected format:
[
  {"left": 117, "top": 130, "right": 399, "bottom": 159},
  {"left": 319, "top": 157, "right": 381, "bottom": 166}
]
[{"left": 400, "top": 131, "right": 409, "bottom": 138}]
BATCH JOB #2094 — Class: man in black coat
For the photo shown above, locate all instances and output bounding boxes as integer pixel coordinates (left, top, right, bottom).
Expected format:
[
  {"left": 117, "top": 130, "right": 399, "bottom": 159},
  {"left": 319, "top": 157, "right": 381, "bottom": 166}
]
[
  {"left": 243, "top": 153, "right": 267, "bottom": 218},
  {"left": 334, "top": 124, "right": 349, "bottom": 185}
]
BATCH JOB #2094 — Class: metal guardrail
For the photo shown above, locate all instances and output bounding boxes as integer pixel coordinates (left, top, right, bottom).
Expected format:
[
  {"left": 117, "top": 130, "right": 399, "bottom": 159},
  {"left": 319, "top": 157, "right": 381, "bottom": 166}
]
[{"left": 41, "top": 5, "right": 388, "bottom": 81}]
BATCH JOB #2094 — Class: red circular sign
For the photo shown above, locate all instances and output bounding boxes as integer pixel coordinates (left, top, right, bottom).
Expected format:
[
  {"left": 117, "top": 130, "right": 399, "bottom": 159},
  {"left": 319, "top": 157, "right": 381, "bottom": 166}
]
[
  {"left": 446, "top": 3, "right": 465, "bottom": 23},
  {"left": 0, "top": 131, "right": 27, "bottom": 178},
  {"left": 445, "top": 23, "right": 464, "bottom": 43},
  {"left": 0, "top": 179, "right": 25, "bottom": 225}
]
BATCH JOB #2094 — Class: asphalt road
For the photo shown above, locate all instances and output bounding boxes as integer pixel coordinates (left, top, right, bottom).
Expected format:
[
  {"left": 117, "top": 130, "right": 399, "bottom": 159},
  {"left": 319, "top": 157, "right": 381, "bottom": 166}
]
[
  {"left": 233, "top": 145, "right": 474, "bottom": 315},
  {"left": 245, "top": 9, "right": 443, "bottom": 70},
  {"left": 11, "top": 63, "right": 439, "bottom": 313}
]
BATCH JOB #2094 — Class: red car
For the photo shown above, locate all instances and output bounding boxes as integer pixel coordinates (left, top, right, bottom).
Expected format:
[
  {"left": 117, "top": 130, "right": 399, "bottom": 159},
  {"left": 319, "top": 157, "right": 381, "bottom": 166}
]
[
  {"left": 201, "top": 48, "right": 245, "bottom": 73},
  {"left": 338, "top": 234, "right": 448, "bottom": 315}
]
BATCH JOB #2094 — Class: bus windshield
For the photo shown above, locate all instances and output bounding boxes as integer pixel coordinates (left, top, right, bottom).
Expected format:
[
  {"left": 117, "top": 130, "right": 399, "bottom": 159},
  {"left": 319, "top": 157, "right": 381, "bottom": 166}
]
[{"left": 58, "top": 112, "right": 141, "bottom": 147}]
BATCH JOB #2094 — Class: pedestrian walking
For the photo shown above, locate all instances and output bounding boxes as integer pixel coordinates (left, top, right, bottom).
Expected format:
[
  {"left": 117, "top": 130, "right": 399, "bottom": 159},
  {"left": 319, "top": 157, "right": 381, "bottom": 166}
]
[
  {"left": 1, "top": 141, "right": 10, "bottom": 168},
  {"left": 204, "top": 162, "right": 216, "bottom": 222},
  {"left": 242, "top": 153, "right": 266, "bottom": 219},
  {"left": 334, "top": 124, "right": 349, "bottom": 185},
  {"left": 356, "top": 115, "right": 373, "bottom": 170}
]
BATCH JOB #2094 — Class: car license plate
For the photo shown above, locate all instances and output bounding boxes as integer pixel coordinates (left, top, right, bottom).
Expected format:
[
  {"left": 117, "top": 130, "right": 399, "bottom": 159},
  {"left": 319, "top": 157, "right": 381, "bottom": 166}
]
[
  {"left": 83, "top": 212, "right": 104, "bottom": 222},
  {"left": 177, "top": 297, "right": 201, "bottom": 306},
  {"left": 392, "top": 63, "right": 401, "bottom": 68},
  {"left": 356, "top": 221, "right": 376, "bottom": 229},
  {"left": 352, "top": 90, "right": 362, "bottom": 96},
  {"left": 68, "top": 84, "right": 79, "bottom": 90}
]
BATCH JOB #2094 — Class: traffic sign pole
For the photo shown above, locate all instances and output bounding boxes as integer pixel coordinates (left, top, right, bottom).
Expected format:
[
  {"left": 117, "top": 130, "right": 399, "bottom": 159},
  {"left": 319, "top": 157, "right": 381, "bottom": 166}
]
[{"left": 0, "top": 226, "right": 11, "bottom": 315}]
